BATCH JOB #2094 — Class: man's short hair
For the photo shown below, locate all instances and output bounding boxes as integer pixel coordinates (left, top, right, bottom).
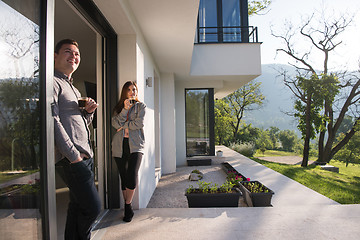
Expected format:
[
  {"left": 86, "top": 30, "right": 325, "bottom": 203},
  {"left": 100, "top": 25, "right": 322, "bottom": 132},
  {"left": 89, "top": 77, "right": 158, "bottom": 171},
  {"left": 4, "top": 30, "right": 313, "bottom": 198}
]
[{"left": 55, "top": 39, "right": 79, "bottom": 53}]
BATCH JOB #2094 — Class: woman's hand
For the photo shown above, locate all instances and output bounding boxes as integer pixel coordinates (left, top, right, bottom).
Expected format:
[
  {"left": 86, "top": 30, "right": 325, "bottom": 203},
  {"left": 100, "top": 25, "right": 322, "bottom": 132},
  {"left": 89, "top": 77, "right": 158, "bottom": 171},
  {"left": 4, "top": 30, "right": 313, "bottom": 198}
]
[
  {"left": 124, "top": 99, "right": 131, "bottom": 110},
  {"left": 117, "top": 127, "right": 123, "bottom": 132}
]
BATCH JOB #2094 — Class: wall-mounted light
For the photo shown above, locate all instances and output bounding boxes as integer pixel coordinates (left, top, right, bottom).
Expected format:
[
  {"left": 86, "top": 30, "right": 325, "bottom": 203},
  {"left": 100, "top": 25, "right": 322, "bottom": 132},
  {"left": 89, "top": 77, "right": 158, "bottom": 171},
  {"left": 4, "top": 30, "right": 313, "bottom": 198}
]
[{"left": 146, "top": 77, "right": 153, "bottom": 87}]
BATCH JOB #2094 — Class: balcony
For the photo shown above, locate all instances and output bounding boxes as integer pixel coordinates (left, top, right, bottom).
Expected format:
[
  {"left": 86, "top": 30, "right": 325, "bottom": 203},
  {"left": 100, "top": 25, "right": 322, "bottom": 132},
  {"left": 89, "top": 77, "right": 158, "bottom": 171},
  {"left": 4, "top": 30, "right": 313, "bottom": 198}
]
[
  {"left": 190, "top": 26, "right": 261, "bottom": 98},
  {"left": 195, "top": 26, "right": 259, "bottom": 44}
]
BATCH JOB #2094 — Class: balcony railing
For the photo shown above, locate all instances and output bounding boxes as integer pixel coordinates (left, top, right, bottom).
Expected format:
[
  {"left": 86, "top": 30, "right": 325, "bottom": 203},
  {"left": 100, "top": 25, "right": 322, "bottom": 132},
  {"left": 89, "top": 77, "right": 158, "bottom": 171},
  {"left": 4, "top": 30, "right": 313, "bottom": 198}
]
[{"left": 195, "top": 26, "right": 258, "bottom": 44}]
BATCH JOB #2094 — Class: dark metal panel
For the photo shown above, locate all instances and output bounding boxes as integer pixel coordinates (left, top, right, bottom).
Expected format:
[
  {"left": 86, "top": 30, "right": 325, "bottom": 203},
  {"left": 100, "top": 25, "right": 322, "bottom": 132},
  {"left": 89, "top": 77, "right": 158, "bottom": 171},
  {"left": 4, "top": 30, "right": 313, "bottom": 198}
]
[
  {"left": 240, "top": 0, "right": 249, "bottom": 42},
  {"left": 105, "top": 37, "right": 120, "bottom": 209},
  {"left": 39, "top": 0, "right": 57, "bottom": 239},
  {"left": 209, "top": 88, "right": 215, "bottom": 156}
]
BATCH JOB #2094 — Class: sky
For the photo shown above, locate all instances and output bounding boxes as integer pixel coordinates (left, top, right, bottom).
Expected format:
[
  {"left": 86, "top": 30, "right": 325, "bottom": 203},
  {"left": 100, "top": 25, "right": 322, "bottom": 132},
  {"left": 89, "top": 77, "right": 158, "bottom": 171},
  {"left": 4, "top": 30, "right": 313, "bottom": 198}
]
[
  {"left": 0, "top": 1, "right": 38, "bottom": 79},
  {"left": 249, "top": 0, "right": 360, "bottom": 71}
]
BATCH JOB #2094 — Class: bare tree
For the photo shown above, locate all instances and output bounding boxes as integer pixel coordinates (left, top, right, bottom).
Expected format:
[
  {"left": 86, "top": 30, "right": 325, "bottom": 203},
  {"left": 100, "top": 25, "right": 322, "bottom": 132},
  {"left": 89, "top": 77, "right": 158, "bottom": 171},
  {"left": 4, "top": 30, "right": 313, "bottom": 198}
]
[{"left": 272, "top": 10, "right": 360, "bottom": 166}]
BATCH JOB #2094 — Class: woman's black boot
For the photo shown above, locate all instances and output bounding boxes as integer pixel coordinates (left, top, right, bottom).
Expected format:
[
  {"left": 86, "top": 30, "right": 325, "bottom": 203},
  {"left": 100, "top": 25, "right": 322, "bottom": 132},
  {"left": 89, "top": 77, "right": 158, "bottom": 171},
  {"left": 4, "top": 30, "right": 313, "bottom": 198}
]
[{"left": 123, "top": 203, "right": 134, "bottom": 222}]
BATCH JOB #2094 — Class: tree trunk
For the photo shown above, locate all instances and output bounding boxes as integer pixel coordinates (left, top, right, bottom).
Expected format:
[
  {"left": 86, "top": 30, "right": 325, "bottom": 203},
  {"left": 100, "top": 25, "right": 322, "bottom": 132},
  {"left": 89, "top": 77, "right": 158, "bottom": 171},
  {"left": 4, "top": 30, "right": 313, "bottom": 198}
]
[
  {"left": 301, "top": 95, "right": 312, "bottom": 167},
  {"left": 325, "top": 117, "right": 359, "bottom": 162},
  {"left": 302, "top": 136, "right": 310, "bottom": 167},
  {"left": 317, "top": 130, "right": 325, "bottom": 162}
]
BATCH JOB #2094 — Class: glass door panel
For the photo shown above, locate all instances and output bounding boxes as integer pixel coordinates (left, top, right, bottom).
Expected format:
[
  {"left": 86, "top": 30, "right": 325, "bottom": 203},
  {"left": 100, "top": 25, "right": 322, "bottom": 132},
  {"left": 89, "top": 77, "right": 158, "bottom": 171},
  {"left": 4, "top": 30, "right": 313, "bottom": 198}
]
[
  {"left": 185, "top": 89, "right": 210, "bottom": 156},
  {"left": 222, "top": 0, "right": 241, "bottom": 42},
  {"left": 0, "top": 0, "right": 42, "bottom": 238}
]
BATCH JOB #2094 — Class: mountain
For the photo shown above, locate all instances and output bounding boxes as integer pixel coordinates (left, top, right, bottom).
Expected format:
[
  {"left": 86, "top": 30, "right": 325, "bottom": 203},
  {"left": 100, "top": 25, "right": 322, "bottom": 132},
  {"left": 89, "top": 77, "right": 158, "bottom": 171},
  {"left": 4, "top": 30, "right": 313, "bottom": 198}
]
[{"left": 243, "top": 64, "right": 300, "bottom": 134}]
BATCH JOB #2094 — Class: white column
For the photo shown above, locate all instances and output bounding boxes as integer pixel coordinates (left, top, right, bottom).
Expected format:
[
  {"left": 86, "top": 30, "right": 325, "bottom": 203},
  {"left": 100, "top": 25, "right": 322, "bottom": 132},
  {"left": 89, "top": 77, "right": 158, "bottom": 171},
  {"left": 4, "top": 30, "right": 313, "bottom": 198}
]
[{"left": 160, "top": 73, "right": 177, "bottom": 174}]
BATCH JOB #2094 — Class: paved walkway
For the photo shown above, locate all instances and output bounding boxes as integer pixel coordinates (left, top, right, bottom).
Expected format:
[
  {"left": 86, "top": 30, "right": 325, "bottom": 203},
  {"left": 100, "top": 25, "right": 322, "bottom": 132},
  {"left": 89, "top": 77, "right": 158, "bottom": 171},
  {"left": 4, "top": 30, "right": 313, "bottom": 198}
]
[
  {"left": 91, "top": 146, "right": 360, "bottom": 240},
  {"left": 257, "top": 155, "right": 314, "bottom": 165}
]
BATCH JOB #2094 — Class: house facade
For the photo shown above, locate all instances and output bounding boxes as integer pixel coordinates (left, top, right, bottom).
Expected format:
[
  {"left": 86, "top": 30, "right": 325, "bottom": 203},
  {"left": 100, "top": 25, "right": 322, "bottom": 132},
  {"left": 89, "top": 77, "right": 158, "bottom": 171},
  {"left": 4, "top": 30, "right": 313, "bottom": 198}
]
[{"left": 0, "top": 0, "right": 261, "bottom": 239}]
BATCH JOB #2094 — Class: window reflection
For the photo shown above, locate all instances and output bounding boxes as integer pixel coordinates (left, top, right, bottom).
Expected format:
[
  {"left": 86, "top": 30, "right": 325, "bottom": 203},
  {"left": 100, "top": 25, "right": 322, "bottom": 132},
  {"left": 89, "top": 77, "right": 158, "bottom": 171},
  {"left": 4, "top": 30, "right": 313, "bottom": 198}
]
[
  {"left": 0, "top": 0, "right": 41, "bottom": 239},
  {"left": 198, "top": 0, "right": 218, "bottom": 42},
  {"left": 222, "top": 0, "right": 241, "bottom": 42}
]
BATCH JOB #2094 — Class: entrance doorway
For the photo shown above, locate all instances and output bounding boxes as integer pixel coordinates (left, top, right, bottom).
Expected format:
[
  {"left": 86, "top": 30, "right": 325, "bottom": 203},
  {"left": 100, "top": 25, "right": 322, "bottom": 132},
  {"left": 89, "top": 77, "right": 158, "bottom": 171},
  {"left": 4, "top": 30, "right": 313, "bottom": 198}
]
[
  {"left": 54, "top": 0, "right": 105, "bottom": 238},
  {"left": 185, "top": 89, "right": 215, "bottom": 157}
]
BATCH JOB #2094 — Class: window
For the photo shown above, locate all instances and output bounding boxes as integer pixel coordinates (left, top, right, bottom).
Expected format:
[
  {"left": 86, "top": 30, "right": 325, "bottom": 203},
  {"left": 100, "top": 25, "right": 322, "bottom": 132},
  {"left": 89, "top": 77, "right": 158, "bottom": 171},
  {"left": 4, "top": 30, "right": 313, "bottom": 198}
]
[
  {"left": 197, "top": 0, "right": 251, "bottom": 43},
  {"left": 222, "top": 0, "right": 241, "bottom": 42}
]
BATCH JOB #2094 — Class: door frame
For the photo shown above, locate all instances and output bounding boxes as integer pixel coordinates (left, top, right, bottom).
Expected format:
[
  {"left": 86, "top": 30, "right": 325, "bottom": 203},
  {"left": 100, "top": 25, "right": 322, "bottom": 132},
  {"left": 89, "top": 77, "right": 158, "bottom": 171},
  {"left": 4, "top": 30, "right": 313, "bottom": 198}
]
[{"left": 67, "top": 0, "right": 120, "bottom": 209}]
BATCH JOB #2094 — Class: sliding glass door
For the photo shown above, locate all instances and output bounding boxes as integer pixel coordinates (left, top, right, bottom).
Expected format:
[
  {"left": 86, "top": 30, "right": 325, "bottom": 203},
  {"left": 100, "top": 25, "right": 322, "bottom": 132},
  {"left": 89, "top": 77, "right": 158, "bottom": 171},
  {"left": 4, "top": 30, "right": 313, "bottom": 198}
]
[{"left": 185, "top": 89, "right": 215, "bottom": 157}]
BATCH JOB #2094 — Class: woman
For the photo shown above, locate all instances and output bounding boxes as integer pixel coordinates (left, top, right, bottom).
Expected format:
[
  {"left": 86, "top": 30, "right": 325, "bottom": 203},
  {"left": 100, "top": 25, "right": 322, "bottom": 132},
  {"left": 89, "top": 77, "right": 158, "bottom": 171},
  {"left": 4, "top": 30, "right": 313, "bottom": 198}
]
[{"left": 111, "top": 81, "right": 146, "bottom": 222}]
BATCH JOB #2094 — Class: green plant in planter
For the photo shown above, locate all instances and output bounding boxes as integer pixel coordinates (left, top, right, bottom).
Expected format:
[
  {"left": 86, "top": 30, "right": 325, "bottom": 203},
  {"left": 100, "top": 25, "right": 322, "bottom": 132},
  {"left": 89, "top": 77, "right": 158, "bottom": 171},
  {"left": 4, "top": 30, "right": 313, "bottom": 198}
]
[
  {"left": 243, "top": 181, "right": 270, "bottom": 193},
  {"left": 186, "top": 180, "right": 235, "bottom": 194},
  {"left": 185, "top": 181, "right": 241, "bottom": 208},
  {"left": 21, "top": 180, "right": 40, "bottom": 195},
  {"left": 209, "top": 183, "right": 219, "bottom": 193},
  {"left": 198, "top": 181, "right": 212, "bottom": 193},
  {"left": 219, "top": 181, "right": 235, "bottom": 193},
  {"left": 226, "top": 171, "right": 250, "bottom": 186},
  {"left": 239, "top": 180, "right": 274, "bottom": 207},
  {"left": 186, "top": 185, "right": 195, "bottom": 194}
]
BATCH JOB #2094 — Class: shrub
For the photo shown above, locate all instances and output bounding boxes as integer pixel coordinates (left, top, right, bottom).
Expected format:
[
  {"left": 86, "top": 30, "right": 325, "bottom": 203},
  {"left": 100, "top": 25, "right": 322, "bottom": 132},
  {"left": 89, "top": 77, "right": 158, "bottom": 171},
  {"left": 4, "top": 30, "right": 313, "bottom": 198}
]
[{"left": 229, "top": 142, "right": 255, "bottom": 157}]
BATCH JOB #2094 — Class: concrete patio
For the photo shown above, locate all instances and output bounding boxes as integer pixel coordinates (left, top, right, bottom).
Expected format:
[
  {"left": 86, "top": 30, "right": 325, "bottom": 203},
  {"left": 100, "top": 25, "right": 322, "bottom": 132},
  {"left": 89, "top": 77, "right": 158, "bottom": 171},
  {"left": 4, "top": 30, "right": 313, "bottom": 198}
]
[{"left": 91, "top": 146, "right": 360, "bottom": 240}]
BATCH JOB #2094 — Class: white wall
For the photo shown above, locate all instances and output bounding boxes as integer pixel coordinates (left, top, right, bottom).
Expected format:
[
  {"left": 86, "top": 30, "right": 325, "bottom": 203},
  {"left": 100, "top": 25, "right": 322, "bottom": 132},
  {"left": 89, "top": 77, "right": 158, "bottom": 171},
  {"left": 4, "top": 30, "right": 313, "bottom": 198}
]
[
  {"left": 160, "top": 73, "right": 177, "bottom": 174},
  {"left": 135, "top": 43, "right": 157, "bottom": 209},
  {"left": 175, "top": 81, "right": 186, "bottom": 166},
  {"left": 190, "top": 43, "right": 261, "bottom": 76}
]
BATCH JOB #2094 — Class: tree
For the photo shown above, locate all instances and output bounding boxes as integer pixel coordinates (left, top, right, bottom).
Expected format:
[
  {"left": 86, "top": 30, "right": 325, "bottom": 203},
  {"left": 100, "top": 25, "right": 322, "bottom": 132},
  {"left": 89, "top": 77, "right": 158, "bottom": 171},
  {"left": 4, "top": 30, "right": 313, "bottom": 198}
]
[
  {"left": 272, "top": 10, "right": 360, "bottom": 166},
  {"left": 334, "top": 122, "right": 360, "bottom": 166},
  {"left": 255, "top": 129, "right": 272, "bottom": 154},
  {"left": 268, "top": 126, "right": 280, "bottom": 149},
  {"left": 278, "top": 129, "right": 298, "bottom": 152},
  {"left": 248, "top": 0, "right": 271, "bottom": 16},
  {"left": 283, "top": 74, "right": 325, "bottom": 166},
  {"left": 237, "top": 122, "right": 261, "bottom": 144},
  {"left": 214, "top": 100, "right": 232, "bottom": 145},
  {"left": 215, "top": 82, "right": 265, "bottom": 141}
]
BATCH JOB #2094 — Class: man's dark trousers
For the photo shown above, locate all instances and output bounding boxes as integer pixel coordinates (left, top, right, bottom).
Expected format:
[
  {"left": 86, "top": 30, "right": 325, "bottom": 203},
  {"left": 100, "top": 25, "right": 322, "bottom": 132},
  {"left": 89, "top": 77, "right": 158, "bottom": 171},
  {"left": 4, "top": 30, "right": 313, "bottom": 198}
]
[{"left": 56, "top": 157, "right": 101, "bottom": 240}]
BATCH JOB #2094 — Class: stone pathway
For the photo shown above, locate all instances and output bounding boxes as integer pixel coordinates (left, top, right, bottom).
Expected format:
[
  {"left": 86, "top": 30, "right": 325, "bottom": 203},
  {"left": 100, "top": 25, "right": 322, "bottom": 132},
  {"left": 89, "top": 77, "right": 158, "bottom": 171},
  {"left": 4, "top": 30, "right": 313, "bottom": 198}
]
[{"left": 257, "top": 155, "right": 314, "bottom": 165}]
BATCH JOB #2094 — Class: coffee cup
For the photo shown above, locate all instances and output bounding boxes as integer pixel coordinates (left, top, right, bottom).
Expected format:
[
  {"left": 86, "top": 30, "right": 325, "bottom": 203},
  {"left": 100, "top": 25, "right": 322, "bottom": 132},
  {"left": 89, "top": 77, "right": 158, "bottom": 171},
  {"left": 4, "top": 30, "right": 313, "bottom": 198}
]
[
  {"left": 78, "top": 97, "right": 89, "bottom": 109},
  {"left": 129, "top": 98, "right": 136, "bottom": 105}
]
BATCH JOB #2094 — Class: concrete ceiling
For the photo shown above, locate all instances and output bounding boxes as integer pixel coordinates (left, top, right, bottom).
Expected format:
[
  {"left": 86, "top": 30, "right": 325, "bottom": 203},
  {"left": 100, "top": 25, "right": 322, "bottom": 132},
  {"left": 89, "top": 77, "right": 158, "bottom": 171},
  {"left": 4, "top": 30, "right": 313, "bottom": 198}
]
[{"left": 127, "top": 0, "right": 200, "bottom": 76}]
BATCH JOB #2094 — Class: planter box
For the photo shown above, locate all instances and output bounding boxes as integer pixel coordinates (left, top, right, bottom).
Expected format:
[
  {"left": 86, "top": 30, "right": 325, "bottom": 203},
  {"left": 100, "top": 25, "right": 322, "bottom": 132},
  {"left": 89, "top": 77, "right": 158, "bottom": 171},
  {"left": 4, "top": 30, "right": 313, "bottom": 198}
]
[
  {"left": 221, "top": 162, "right": 249, "bottom": 183},
  {"left": 239, "top": 181, "right": 274, "bottom": 207},
  {"left": 0, "top": 184, "right": 39, "bottom": 209},
  {"left": 187, "top": 159, "right": 212, "bottom": 166},
  {"left": 185, "top": 188, "right": 241, "bottom": 208},
  {"left": 221, "top": 162, "right": 233, "bottom": 172}
]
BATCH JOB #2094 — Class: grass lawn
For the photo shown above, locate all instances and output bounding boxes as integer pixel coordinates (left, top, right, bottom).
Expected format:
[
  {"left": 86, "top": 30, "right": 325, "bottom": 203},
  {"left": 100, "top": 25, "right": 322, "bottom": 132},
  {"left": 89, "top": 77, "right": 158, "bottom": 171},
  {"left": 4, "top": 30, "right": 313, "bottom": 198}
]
[{"left": 250, "top": 151, "right": 360, "bottom": 204}]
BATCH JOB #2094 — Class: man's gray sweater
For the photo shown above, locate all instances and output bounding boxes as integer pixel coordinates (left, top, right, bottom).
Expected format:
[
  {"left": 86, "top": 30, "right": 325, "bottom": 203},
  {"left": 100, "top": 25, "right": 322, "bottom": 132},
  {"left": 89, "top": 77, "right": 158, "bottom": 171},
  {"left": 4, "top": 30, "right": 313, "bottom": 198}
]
[{"left": 53, "top": 71, "right": 93, "bottom": 163}]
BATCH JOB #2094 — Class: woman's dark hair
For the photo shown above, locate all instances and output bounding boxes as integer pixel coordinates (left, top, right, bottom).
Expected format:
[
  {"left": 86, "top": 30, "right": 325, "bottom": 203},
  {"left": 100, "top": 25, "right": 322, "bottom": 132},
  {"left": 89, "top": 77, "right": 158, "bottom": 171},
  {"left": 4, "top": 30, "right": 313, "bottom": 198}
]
[
  {"left": 55, "top": 39, "right": 79, "bottom": 53},
  {"left": 113, "top": 81, "right": 139, "bottom": 115}
]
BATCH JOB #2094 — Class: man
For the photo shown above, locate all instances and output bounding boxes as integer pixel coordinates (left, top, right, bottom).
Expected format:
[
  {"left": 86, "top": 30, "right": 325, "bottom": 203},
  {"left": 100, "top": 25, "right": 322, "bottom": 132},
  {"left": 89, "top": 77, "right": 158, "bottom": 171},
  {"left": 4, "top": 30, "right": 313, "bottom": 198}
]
[{"left": 53, "top": 39, "right": 101, "bottom": 240}]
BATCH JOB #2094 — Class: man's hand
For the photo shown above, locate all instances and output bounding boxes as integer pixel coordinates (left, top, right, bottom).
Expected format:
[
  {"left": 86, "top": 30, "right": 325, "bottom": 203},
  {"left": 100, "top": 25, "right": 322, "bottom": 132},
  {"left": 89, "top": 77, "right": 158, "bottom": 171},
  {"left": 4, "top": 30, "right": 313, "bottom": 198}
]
[
  {"left": 85, "top": 98, "right": 99, "bottom": 113},
  {"left": 72, "top": 153, "right": 89, "bottom": 164}
]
